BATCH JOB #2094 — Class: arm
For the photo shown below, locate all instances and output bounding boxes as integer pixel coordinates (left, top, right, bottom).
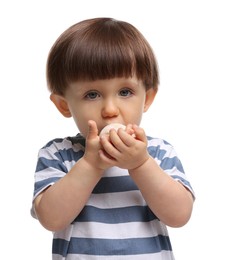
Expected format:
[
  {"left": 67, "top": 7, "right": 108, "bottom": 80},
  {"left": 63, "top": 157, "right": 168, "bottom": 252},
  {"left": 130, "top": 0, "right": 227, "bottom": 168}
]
[
  {"left": 129, "top": 157, "right": 193, "bottom": 227},
  {"left": 100, "top": 125, "right": 194, "bottom": 227},
  {"left": 34, "top": 158, "right": 102, "bottom": 231},
  {"left": 34, "top": 121, "right": 109, "bottom": 232}
]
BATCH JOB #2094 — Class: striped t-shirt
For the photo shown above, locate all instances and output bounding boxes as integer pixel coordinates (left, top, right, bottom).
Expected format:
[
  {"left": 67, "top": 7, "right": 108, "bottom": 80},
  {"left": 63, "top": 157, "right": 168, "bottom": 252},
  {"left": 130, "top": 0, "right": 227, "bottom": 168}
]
[{"left": 31, "top": 134, "right": 194, "bottom": 260}]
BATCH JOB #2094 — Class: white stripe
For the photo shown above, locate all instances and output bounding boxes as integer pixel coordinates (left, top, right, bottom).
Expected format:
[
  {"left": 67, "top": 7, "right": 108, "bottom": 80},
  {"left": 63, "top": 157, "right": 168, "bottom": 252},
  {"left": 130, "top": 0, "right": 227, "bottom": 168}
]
[
  {"left": 103, "top": 167, "right": 129, "bottom": 177},
  {"left": 54, "top": 220, "right": 168, "bottom": 240},
  {"left": 35, "top": 164, "right": 128, "bottom": 182},
  {"left": 64, "top": 160, "right": 75, "bottom": 171},
  {"left": 47, "top": 139, "right": 84, "bottom": 153},
  {"left": 87, "top": 190, "right": 146, "bottom": 208},
  {"left": 148, "top": 138, "right": 173, "bottom": 152},
  {"left": 166, "top": 167, "right": 185, "bottom": 178},
  {"left": 35, "top": 168, "right": 66, "bottom": 182},
  {"left": 38, "top": 148, "right": 59, "bottom": 160},
  {"left": 147, "top": 138, "right": 164, "bottom": 147},
  {"left": 38, "top": 139, "right": 84, "bottom": 160},
  {"left": 163, "top": 150, "right": 177, "bottom": 159},
  {"left": 52, "top": 255, "right": 65, "bottom": 260}
]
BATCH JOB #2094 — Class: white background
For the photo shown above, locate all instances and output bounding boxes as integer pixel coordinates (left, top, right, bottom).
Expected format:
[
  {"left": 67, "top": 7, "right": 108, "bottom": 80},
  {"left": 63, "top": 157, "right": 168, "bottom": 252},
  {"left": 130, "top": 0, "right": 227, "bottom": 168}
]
[{"left": 1, "top": 0, "right": 226, "bottom": 259}]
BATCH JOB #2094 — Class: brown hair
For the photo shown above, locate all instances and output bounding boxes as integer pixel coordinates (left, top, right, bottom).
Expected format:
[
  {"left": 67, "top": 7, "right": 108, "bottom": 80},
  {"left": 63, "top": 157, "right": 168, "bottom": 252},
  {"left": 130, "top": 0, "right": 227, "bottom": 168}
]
[{"left": 46, "top": 18, "right": 159, "bottom": 95}]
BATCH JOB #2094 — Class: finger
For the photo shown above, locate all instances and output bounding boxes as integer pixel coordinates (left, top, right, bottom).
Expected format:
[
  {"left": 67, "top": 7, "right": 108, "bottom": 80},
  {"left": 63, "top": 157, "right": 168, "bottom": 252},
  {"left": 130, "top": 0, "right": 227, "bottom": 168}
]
[
  {"left": 87, "top": 120, "right": 98, "bottom": 140},
  {"left": 100, "top": 132, "right": 122, "bottom": 157},
  {"left": 117, "top": 128, "right": 136, "bottom": 147},
  {"left": 125, "top": 124, "right": 135, "bottom": 136},
  {"left": 99, "top": 149, "right": 116, "bottom": 162},
  {"left": 132, "top": 125, "right": 147, "bottom": 142},
  {"left": 109, "top": 129, "right": 126, "bottom": 151}
]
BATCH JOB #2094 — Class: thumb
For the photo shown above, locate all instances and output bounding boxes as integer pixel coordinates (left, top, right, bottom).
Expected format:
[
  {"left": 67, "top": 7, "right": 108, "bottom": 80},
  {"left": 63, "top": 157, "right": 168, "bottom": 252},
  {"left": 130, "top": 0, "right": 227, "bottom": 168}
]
[{"left": 87, "top": 120, "right": 98, "bottom": 140}]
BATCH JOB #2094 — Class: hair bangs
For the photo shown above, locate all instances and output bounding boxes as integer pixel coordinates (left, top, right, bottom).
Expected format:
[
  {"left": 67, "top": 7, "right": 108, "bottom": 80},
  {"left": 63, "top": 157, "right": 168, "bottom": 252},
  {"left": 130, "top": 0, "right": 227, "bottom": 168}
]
[
  {"left": 47, "top": 18, "right": 159, "bottom": 95},
  {"left": 65, "top": 21, "right": 138, "bottom": 81}
]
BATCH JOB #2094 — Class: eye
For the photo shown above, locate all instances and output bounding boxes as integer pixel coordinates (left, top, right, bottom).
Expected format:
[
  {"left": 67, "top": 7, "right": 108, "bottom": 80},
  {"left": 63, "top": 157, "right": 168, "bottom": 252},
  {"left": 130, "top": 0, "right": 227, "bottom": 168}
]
[
  {"left": 119, "top": 88, "right": 133, "bottom": 97},
  {"left": 84, "top": 91, "right": 100, "bottom": 100}
]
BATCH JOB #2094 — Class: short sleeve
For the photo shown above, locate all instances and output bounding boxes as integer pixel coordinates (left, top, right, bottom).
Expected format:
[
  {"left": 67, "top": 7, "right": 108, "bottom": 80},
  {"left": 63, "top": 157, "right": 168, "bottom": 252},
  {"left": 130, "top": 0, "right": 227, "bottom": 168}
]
[
  {"left": 147, "top": 137, "right": 195, "bottom": 198},
  {"left": 31, "top": 137, "right": 85, "bottom": 218}
]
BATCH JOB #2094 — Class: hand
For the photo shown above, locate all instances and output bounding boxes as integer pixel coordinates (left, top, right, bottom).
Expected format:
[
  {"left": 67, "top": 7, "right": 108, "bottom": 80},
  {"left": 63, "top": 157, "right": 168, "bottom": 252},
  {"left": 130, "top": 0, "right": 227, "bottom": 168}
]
[
  {"left": 83, "top": 120, "right": 114, "bottom": 171},
  {"left": 99, "top": 124, "right": 150, "bottom": 170}
]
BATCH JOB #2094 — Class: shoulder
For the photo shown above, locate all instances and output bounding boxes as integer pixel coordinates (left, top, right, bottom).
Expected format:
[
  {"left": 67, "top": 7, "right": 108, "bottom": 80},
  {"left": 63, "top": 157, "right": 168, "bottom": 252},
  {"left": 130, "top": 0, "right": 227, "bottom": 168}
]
[
  {"left": 37, "top": 134, "right": 86, "bottom": 163},
  {"left": 147, "top": 135, "right": 185, "bottom": 173},
  {"left": 147, "top": 136, "right": 172, "bottom": 147},
  {"left": 35, "top": 134, "right": 85, "bottom": 174},
  {"left": 146, "top": 136, "right": 175, "bottom": 157},
  {"left": 41, "top": 134, "right": 85, "bottom": 152}
]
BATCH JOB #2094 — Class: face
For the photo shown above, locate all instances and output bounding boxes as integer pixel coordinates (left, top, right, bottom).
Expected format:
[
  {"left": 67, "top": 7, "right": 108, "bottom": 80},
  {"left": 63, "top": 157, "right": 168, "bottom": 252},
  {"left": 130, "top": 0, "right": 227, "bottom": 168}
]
[{"left": 51, "top": 76, "right": 156, "bottom": 137}]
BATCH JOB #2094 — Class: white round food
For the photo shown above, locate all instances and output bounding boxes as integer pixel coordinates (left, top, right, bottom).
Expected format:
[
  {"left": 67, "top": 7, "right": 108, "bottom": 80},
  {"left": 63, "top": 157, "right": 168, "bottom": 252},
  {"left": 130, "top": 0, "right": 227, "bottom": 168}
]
[{"left": 99, "top": 123, "right": 126, "bottom": 136}]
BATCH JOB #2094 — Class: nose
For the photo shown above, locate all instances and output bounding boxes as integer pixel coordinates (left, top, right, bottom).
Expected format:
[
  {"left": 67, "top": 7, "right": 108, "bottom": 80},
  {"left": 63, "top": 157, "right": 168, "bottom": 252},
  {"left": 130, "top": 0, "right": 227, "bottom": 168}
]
[{"left": 101, "top": 99, "right": 119, "bottom": 118}]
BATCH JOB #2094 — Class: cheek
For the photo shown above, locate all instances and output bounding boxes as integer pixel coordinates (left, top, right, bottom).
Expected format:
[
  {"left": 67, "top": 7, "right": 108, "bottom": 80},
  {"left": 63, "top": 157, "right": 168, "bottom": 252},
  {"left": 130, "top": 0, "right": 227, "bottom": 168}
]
[
  {"left": 72, "top": 116, "right": 88, "bottom": 136},
  {"left": 68, "top": 108, "right": 87, "bottom": 134},
  {"left": 134, "top": 113, "right": 143, "bottom": 126},
  {"left": 70, "top": 108, "right": 99, "bottom": 136},
  {"left": 123, "top": 106, "right": 144, "bottom": 125}
]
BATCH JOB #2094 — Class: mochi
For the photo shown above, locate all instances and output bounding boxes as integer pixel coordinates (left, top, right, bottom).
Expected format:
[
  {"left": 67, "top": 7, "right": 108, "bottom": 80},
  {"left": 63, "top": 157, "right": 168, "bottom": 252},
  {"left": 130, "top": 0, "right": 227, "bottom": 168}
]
[{"left": 99, "top": 123, "right": 126, "bottom": 136}]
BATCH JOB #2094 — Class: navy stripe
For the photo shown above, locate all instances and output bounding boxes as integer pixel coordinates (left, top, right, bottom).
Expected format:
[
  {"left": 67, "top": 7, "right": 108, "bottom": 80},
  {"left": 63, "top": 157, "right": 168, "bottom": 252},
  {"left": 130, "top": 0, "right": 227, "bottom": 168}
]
[
  {"left": 34, "top": 177, "right": 60, "bottom": 195},
  {"left": 53, "top": 235, "right": 172, "bottom": 256},
  {"left": 53, "top": 238, "right": 69, "bottom": 257},
  {"left": 54, "top": 148, "right": 84, "bottom": 162},
  {"left": 68, "top": 134, "right": 86, "bottom": 147},
  {"left": 147, "top": 145, "right": 167, "bottom": 160},
  {"left": 93, "top": 176, "right": 138, "bottom": 194},
  {"left": 74, "top": 205, "right": 157, "bottom": 223},
  {"left": 43, "top": 138, "right": 66, "bottom": 148},
  {"left": 160, "top": 156, "right": 184, "bottom": 173},
  {"left": 36, "top": 157, "right": 68, "bottom": 172}
]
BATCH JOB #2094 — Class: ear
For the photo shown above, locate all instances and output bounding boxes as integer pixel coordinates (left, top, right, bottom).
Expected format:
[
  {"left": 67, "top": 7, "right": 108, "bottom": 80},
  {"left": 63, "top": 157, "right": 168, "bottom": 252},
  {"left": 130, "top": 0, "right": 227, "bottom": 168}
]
[
  {"left": 143, "top": 88, "right": 157, "bottom": 112},
  {"left": 50, "top": 94, "right": 72, "bottom": 118}
]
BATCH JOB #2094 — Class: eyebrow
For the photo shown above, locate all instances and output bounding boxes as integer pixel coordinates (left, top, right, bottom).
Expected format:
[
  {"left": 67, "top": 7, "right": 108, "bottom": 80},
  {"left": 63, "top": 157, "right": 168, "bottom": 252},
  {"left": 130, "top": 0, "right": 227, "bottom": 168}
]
[{"left": 69, "top": 77, "right": 141, "bottom": 94}]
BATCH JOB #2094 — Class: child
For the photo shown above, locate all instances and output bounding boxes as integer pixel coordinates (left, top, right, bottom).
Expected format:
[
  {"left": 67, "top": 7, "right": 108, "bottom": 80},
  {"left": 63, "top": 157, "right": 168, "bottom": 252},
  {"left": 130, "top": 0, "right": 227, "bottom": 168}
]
[{"left": 31, "top": 17, "right": 195, "bottom": 259}]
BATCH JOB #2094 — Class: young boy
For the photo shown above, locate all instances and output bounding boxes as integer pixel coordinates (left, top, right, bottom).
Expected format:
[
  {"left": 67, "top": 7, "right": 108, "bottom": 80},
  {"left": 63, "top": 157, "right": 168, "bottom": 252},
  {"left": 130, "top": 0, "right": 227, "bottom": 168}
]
[{"left": 31, "top": 17, "right": 195, "bottom": 259}]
